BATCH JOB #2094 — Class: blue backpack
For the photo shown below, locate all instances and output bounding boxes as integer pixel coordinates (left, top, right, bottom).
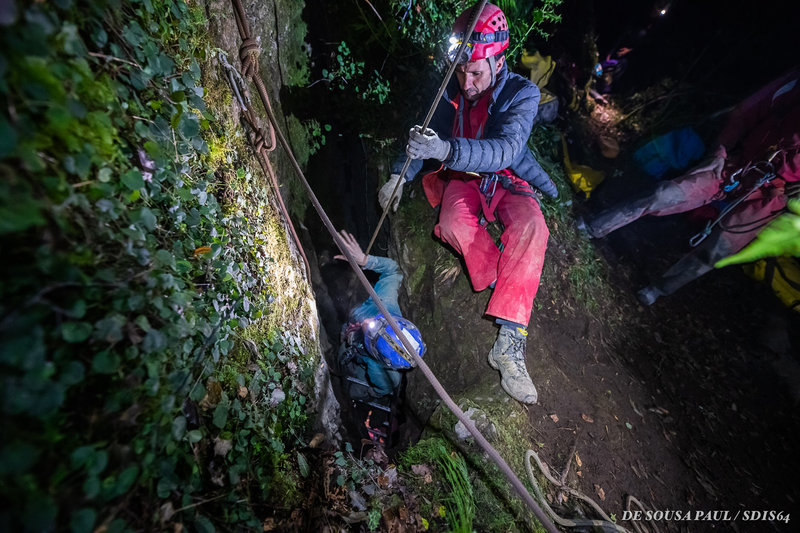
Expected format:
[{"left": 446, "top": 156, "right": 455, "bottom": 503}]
[{"left": 633, "top": 127, "right": 705, "bottom": 179}]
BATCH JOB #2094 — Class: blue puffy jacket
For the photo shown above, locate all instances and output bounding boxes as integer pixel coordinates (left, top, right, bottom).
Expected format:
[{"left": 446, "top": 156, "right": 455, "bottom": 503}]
[{"left": 393, "top": 63, "right": 558, "bottom": 198}]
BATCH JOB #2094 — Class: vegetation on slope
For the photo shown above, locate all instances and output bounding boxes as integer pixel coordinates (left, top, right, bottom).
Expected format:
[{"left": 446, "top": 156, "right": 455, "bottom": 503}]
[{"left": 0, "top": 1, "right": 319, "bottom": 530}]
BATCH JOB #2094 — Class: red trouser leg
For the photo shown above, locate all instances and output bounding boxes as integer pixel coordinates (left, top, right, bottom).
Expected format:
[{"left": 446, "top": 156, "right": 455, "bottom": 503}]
[
  {"left": 435, "top": 180, "right": 549, "bottom": 326},
  {"left": 585, "top": 170, "right": 722, "bottom": 237},
  {"left": 435, "top": 180, "right": 499, "bottom": 292},
  {"left": 487, "top": 191, "right": 549, "bottom": 326}
]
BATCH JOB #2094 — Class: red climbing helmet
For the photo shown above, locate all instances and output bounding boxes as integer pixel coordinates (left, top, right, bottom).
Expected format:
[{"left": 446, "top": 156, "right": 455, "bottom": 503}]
[{"left": 448, "top": 3, "right": 509, "bottom": 63}]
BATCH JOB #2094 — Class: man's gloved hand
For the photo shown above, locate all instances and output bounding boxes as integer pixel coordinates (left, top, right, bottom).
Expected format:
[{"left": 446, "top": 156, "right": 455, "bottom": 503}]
[
  {"left": 406, "top": 126, "right": 451, "bottom": 161},
  {"left": 378, "top": 173, "right": 404, "bottom": 212}
]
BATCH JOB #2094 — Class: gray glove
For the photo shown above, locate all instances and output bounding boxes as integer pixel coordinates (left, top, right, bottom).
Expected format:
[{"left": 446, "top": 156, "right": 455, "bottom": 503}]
[
  {"left": 378, "top": 173, "right": 404, "bottom": 212},
  {"left": 406, "top": 126, "right": 451, "bottom": 161}
]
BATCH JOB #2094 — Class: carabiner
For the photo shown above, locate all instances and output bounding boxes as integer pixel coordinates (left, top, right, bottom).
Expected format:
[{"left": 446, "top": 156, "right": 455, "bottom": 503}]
[
  {"left": 723, "top": 168, "right": 742, "bottom": 192},
  {"left": 689, "top": 224, "right": 712, "bottom": 247}
]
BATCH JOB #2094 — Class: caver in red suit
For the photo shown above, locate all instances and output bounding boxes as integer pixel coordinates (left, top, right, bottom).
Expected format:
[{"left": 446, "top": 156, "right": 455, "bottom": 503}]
[
  {"left": 378, "top": 4, "right": 557, "bottom": 404},
  {"left": 581, "top": 66, "right": 800, "bottom": 305}
]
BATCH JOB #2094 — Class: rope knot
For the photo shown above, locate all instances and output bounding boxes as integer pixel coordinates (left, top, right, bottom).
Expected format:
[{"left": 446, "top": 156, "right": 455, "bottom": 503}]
[
  {"left": 240, "top": 38, "right": 260, "bottom": 78},
  {"left": 252, "top": 126, "right": 275, "bottom": 153}
]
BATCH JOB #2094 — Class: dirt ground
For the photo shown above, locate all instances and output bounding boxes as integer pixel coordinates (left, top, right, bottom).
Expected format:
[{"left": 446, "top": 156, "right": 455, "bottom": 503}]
[{"left": 529, "top": 231, "right": 800, "bottom": 532}]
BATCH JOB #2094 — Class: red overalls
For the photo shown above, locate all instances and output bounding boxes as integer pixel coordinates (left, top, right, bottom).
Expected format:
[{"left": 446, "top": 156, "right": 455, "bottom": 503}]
[{"left": 421, "top": 93, "right": 549, "bottom": 326}]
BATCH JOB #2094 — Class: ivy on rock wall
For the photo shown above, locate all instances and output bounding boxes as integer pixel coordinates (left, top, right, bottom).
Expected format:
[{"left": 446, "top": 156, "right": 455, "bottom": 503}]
[{"left": 0, "top": 0, "right": 318, "bottom": 531}]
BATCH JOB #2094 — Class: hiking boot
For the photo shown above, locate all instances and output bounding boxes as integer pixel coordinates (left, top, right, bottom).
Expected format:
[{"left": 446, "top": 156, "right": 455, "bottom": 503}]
[
  {"left": 488, "top": 326, "right": 538, "bottom": 404},
  {"left": 637, "top": 286, "right": 663, "bottom": 306}
]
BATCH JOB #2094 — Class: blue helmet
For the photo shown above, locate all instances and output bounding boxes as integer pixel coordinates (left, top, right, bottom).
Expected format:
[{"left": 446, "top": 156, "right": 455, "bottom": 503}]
[{"left": 362, "top": 314, "right": 426, "bottom": 369}]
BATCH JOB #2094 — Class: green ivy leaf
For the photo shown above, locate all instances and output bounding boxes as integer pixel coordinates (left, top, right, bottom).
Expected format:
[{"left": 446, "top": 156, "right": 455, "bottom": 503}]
[
  {"left": 71, "top": 446, "right": 94, "bottom": 467},
  {"left": 142, "top": 328, "right": 166, "bottom": 353},
  {"left": 194, "top": 515, "right": 216, "bottom": 533},
  {"left": 69, "top": 508, "right": 96, "bottom": 533},
  {"left": 134, "top": 315, "right": 152, "bottom": 332},
  {"left": 172, "top": 416, "right": 187, "bottom": 440},
  {"left": 154, "top": 249, "right": 175, "bottom": 269},
  {"left": 114, "top": 465, "right": 139, "bottom": 496},
  {"left": 83, "top": 475, "right": 100, "bottom": 499},
  {"left": 138, "top": 207, "right": 157, "bottom": 231},
  {"left": 60, "top": 361, "right": 85, "bottom": 386},
  {"left": 187, "top": 429, "right": 203, "bottom": 443},
  {"left": 87, "top": 449, "right": 108, "bottom": 476},
  {"left": 178, "top": 113, "right": 200, "bottom": 139},
  {"left": 212, "top": 401, "right": 229, "bottom": 429},
  {"left": 121, "top": 169, "right": 144, "bottom": 190},
  {"left": 92, "top": 351, "right": 120, "bottom": 374},
  {"left": 62, "top": 322, "right": 93, "bottom": 343},
  {"left": 297, "top": 452, "right": 310, "bottom": 478},
  {"left": 94, "top": 315, "right": 125, "bottom": 343},
  {"left": 97, "top": 167, "right": 112, "bottom": 183}
]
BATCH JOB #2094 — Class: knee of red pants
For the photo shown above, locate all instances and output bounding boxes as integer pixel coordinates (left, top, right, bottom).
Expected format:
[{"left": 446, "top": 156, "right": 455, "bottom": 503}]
[
  {"left": 498, "top": 196, "right": 549, "bottom": 249},
  {"left": 650, "top": 170, "right": 721, "bottom": 216}
]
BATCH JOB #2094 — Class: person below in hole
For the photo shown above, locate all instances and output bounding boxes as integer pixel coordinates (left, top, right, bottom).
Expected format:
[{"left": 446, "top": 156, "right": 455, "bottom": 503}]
[
  {"left": 378, "top": 3, "right": 557, "bottom": 404},
  {"left": 332, "top": 230, "right": 425, "bottom": 444}
]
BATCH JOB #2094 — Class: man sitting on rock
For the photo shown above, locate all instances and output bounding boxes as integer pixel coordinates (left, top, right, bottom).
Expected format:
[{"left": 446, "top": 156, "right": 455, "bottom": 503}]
[{"left": 378, "top": 3, "right": 558, "bottom": 404}]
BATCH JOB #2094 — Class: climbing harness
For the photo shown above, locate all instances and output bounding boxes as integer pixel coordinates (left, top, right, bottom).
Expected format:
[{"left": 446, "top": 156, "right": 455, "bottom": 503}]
[
  {"left": 689, "top": 150, "right": 783, "bottom": 247},
  {"left": 480, "top": 172, "right": 500, "bottom": 201},
  {"left": 225, "top": 1, "right": 558, "bottom": 530},
  {"left": 365, "top": 0, "right": 489, "bottom": 255}
]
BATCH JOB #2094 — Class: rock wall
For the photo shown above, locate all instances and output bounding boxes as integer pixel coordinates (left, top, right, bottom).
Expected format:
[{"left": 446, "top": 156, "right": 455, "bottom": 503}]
[{"left": 202, "top": 0, "right": 341, "bottom": 444}]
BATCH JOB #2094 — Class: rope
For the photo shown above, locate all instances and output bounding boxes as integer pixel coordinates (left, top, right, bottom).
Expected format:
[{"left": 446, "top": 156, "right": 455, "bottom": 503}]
[
  {"left": 525, "top": 449, "right": 632, "bottom": 532},
  {"left": 226, "top": 1, "right": 559, "bottom": 530},
  {"left": 364, "top": 0, "right": 489, "bottom": 255},
  {"left": 525, "top": 450, "right": 664, "bottom": 533},
  {"left": 225, "top": 3, "right": 310, "bottom": 280}
]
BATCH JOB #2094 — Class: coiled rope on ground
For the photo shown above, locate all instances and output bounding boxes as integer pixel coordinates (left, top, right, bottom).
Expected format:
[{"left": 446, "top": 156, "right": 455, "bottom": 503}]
[{"left": 525, "top": 449, "right": 661, "bottom": 533}]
